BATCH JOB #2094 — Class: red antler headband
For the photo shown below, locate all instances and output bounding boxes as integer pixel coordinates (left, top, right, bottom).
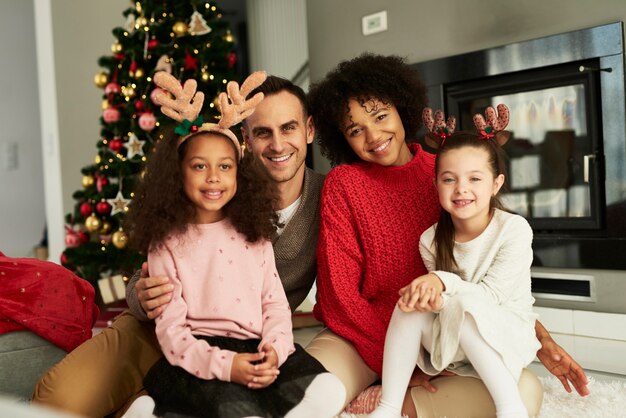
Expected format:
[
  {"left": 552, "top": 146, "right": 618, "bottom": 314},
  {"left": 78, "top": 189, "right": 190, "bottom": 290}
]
[
  {"left": 152, "top": 71, "right": 267, "bottom": 159},
  {"left": 472, "top": 103, "right": 511, "bottom": 146},
  {"left": 422, "top": 108, "right": 456, "bottom": 149}
]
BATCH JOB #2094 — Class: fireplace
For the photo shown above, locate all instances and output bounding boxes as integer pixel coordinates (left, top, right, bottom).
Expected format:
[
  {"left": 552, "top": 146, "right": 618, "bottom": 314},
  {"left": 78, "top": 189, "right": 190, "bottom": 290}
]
[{"left": 414, "top": 23, "right": 626, "bottom": 313}]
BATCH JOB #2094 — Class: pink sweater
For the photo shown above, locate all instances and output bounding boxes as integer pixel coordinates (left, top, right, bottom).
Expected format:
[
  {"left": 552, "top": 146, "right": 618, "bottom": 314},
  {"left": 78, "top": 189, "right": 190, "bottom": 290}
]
[
  {"left": 148, "top": 219, "right": 295, "bottom": 382},
  {"left": 313, "top": 144, "right": 441, "bottom": 374}
]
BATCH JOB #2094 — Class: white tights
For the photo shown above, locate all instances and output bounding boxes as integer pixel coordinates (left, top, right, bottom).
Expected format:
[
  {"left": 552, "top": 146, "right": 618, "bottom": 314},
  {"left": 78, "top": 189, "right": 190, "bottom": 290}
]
[{"left": 369, "top": 306, "right": 528, "bottom": 418}]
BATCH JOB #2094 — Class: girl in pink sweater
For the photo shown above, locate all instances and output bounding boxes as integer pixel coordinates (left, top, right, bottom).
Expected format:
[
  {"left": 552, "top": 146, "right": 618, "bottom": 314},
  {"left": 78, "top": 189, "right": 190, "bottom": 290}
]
[{"left": 122, "top": 72, "right": 345, "bottom": 418}]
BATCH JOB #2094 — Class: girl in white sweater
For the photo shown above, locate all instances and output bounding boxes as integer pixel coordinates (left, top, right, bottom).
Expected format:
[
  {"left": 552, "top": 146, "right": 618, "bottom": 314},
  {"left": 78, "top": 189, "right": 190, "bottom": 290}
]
[{"left": 370, "top": 105, "right": 540, "bottom": 418}]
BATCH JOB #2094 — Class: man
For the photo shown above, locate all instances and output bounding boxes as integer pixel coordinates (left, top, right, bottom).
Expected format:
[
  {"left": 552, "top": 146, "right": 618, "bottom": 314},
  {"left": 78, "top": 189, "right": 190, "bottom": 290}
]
[{"left": 32, "top": 76, "right": 324, "bottom": 418}]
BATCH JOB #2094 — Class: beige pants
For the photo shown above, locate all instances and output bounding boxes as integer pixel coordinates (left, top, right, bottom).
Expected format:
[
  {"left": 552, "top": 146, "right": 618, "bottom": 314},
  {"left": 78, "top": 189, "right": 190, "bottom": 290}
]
[
  {"left": 32, "top": 311, "right": 161, "bottom": 418},
  {"left": 305, "top": 328, "right": 544, "bottom": 418}
]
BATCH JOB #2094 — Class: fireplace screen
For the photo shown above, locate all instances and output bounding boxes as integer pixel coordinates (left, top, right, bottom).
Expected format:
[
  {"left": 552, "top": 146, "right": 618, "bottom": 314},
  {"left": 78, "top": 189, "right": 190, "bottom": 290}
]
[{"left": 446, "top": 59, "right": 603, "bottom": 230}]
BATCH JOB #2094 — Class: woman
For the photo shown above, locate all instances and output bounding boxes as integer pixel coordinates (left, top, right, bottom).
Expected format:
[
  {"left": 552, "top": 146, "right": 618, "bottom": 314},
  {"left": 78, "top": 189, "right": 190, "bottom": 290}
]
[{"left": 305, "top": 53, "right": 544, "bottom": 418}]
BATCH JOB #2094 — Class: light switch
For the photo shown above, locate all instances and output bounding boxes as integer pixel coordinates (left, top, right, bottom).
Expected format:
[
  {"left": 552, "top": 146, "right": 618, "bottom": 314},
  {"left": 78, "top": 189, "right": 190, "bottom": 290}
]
[{"left": 362, "top": 10, "right": 387, "bottom": 36}]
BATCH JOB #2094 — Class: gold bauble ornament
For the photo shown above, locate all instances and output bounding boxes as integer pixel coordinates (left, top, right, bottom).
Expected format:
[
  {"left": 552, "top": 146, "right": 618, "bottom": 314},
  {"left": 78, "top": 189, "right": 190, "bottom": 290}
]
[
  {"left": 82, "top": 174, "right": 95, "bottom": 188},
  {"left": 172, "top": 21, "right": 188, "bottom": 37},
  {"left": 85, "top": 214, "right": 102, "bottom": 233},
  {"left": 99, "top": 220, "right": 112, "bottom": 235},
  {"left": 111, "top": 42, "right": 123, "bottom": 54},
  {"left": 94, "top": 71, "right": 108, "bottom": 88},
  {"left": 112, "top": 229, "right": 128, "bottom": 249},
  {"left": 122, "top": 85, "right": 136, "bottom": 98},
  {"left": 133, "top": 68, "right": 145, "bottom": 79},
  {"left": 101, "top": 99, "right": 110, "bottom": 110},
  {"left": 95, "top": 155, "right": 102, "bottom": 164}
]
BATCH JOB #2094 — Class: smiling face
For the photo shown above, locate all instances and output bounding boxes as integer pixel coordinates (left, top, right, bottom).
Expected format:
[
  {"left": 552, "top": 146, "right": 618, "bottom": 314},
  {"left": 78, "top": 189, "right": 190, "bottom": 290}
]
[
  {"left": 341, "top": 98, "right": 412, "bottom": 167},
  {"left": 436, "top": 146, "right": 504, "bottom": 230},
  {"left": 241, "top": 90, "right": 313, "bottom": 186},
  {"left": 180, "top": 133, "right": 238, "bottom": 224}
]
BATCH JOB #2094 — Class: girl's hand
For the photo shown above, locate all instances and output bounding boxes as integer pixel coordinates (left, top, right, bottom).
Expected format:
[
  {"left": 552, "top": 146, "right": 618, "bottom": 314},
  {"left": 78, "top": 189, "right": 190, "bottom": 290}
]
[
  {"left": 398, "top": 273, "right": 444, "bottom": 312},
  {"left": 408, "top": 366, "right": 456, "bottom": 393},
  {"left": 230, "top": 348, "right": 279, "bottom": 389}
]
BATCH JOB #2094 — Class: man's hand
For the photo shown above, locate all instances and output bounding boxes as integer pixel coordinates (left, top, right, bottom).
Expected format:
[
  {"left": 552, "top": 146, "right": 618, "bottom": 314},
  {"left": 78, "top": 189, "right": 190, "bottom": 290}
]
[
  {"left": 408, "top": 367, "right": 455, "bottom": 393},
  {"left": 398, "top": 273, "right": 444, "bottom": 313},
  {"left": 230, "top": 346, "right": 279, "bottom": 389},
  {"left": 136, "top": 262, "right": 174, "bottom": 319},
  {"left": 537, "top": 336, "right": 589, "bottom": 396}
]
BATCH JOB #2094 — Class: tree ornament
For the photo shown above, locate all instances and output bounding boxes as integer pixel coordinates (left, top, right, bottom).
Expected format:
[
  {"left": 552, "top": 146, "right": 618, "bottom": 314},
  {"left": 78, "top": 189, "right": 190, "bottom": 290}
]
[
  {"left": 189, "top": 10, "right": 212, "bottom": 36},
  {"left": 172, "top": 21, "right": 188, "bottom": 37},
  {"left": 138, "top": 112, "right": 156, "bottom": 132},
  {"left": 111, "top": 42, "right": 123, "bottom": 54},
  {"left": 148, "top": 38, "right": 158, "bottom": 50},
  {"left": 96, "top": 200, "right": 112, "bottom": 215},
  {"left": 112, "top": 229, "right": 129, "bottom": 249},
  {"left": 78, "top": 231, "right": 90, "bottom": 244},
  {"left": 124, "top": 133, "right": 146, "bottom": 157},
  {"left": 94, "top": 154, "right": 102, "bottom": 164},
  {"left": 134, "top": 100, "right": 144, "bottom": 111},
  {"left": 124, "top": 13, "right": 136, "bottom": 33},
  {"left": 103, "top": 108, "right": 121, "bottom": 123},
  {"left": 227, "top": 52, "right": 237, "bottom": 69},
  {"left": 105, "top": 82, "right": 121, "bottom": 95},
  {"left": 122, "top": 85, "right": 136, "bottom": 99},
  {"left": 94, "top": 71, "right": 109, "bottom": 88},
  {"left": 223, "top": 30, "right": 234, "bottom": 43},
  {"left": 99, "top": 220, "right": 113, "bottom": 235},
  {"left": 184, "top": 49, "right": 199, "bottom": 71},
  {"left": 65, "top": 232, "right": 80, "bottom": 248},
  {"left": 96, "top": 174, "right": 109, "bottom": 192},
  {"left": 101, "top": 99, "right": 110, "bottom": 110},
  {"left": 84, "top": 214, "right": 102, "bottom": 233},
  {"left": 108, "top": 138, "right": 124, "bottom": 153},
  {"left": 60, "top": 252, "right": 69, "bottom": 266},
  {"left": 80, "top": 201, "right": 93, "bottom": 217},
  {"left": 150, "top": 87, "right": 165, "bottom": 104},
  {"left": 82, "top": 174, "right": 95, "bottom": 188},
  {"left": 107, "top": 190, "right": 131, "bottom": 215}
]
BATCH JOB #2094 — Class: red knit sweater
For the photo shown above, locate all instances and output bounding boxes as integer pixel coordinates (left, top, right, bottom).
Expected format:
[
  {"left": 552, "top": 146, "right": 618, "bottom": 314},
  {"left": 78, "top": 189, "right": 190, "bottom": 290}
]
[{"left": 313, "top": 144, "right": 441, "bottom": 374}]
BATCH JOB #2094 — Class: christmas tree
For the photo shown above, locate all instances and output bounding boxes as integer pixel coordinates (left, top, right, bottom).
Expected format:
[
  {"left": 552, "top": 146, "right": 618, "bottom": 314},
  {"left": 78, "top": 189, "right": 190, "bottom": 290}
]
[{"left": 62, "top": 1, "right": 238, "bottom": 305}]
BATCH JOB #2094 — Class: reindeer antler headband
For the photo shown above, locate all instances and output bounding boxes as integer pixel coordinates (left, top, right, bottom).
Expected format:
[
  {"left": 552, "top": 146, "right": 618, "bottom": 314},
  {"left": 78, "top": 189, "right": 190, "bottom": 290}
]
[
  {"left": 152, "top": 70, "right": 267, "bottom": 159},
  {"left": 422, "top": 103, "right": 511, "bottom": 149}
]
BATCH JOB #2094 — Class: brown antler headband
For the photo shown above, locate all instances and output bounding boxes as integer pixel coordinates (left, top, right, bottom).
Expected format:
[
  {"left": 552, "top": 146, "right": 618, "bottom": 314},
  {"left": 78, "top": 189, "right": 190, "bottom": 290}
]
[
  {"left": 422, "top": 108, "right": 456, "bottom": 149},
  {"left": 472, "top": 103, "right": 511, "bottom": 146},
  {"left": 152, "top": 71, "right": 267, "bottom": 159}
]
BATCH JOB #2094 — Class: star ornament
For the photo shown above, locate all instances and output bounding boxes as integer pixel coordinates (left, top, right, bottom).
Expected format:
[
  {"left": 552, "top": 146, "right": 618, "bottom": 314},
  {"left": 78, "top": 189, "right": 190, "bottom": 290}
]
[
  {"left": 184, "top": 49, "right": 199, "bottom": 71},
  {"left": 124, "top": 133, "right": 146, "bottom": 159},
  {"left": 107, "top": 191, "right": 131, "bottom": 215}
]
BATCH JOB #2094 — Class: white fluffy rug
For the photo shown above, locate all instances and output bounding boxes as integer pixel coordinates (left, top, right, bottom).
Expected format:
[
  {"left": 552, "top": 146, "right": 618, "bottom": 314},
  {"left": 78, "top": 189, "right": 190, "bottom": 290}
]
[{"left": 337, "top": 376, "right": 626, "bottom": 418}]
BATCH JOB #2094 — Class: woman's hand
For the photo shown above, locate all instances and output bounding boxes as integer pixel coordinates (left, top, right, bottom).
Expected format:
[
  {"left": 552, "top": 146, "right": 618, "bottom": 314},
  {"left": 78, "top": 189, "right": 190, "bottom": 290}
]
[
  {"left": 398, "top": 273, "right": 444, "bottom": 313},
  {"left": 230, "top": 345, "right": 280, "bottom": 389},
  {"left": 536, "top": 335, "right": 589, "bottom": 396},
  {"left": 136, "top": 262, "right": 174, "bottom": 319}
]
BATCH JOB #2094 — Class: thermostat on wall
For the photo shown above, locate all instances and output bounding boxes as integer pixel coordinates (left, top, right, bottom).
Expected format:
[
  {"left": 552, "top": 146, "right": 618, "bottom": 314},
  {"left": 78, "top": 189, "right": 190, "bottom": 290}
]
[{"left": 362, "top": 10, "right": 387, "bottom": 36}]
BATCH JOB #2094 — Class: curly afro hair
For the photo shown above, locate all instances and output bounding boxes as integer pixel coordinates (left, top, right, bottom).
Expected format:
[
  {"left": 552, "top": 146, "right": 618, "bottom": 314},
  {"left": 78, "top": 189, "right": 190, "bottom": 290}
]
[
  {"left": 308, "top": 53, "right": 428, "bottom": 167},
  {"left": 125, "top": 131, "right": 278, "bottom": 253}
]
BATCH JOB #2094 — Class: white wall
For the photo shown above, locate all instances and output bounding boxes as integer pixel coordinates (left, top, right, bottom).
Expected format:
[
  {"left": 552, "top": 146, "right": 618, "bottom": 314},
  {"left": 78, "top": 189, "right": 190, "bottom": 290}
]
[
  {"left": 306, "top": 0, "right": 626, "bottom": 174},
  {"left": 0, "top": 1, "right": 45, "bottom": 257}
]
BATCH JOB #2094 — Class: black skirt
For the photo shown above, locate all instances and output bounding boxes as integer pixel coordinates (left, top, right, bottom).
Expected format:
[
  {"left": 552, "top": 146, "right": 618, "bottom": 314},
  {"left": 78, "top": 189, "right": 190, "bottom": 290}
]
[{"left": 144, "top": 336, "right": 327, "bottom": 418}]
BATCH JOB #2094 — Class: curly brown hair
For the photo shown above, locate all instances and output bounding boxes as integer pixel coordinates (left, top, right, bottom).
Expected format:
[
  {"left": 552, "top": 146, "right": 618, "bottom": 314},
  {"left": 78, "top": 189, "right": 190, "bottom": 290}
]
[
  {"left": 308, "top": 53, "right": 428, "bottom": 167},
  {"left": 125, "top": 131, "right": 279, "bottom": 253}
]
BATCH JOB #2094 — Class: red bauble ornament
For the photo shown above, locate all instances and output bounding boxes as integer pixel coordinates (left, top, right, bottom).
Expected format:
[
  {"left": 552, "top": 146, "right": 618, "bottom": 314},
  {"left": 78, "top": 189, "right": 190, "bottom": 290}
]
[
  {"left": 78, "top": 231, "right": 90, "bottom": 244},
  {"left": 134, "top": 100, "right": 145, "bottom": 111},
  {"left": 103, "top": 108, "right": 121, "bottom": 123},
  {"left": 80, "top": 201, "right": 93, "bottom": 217},
  {"left": 109, "top": 138, "right": 123, "bottom": 153},
  {"left": 227, "top": 52, "right": 237, "bottom": 69},
  {"left": 96, "top": 200, "right": 112, "bottom": 215},
  {"left": 150, "top": 87, "right": 164, "bottom": 105},
  {"left": 148, "top": 38, "right": 158, "bottom": 50},
  {"left": 130, "top": 60, "right": 138, "bottom": 73},
  {"left": 65, "top": 231, "right": 80, "bottom": 248},
  {"left": 60, "top": 252, "right": 69, "bottom": 265},
  {"left": 139, "top": 112, "right": 156, "bottom": 131},
  {"left": 96, "top": 175, "right": 109, "bottom": 193},
  {"left": 105, "top": 82, "right": 121, "bottom": 95}
]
